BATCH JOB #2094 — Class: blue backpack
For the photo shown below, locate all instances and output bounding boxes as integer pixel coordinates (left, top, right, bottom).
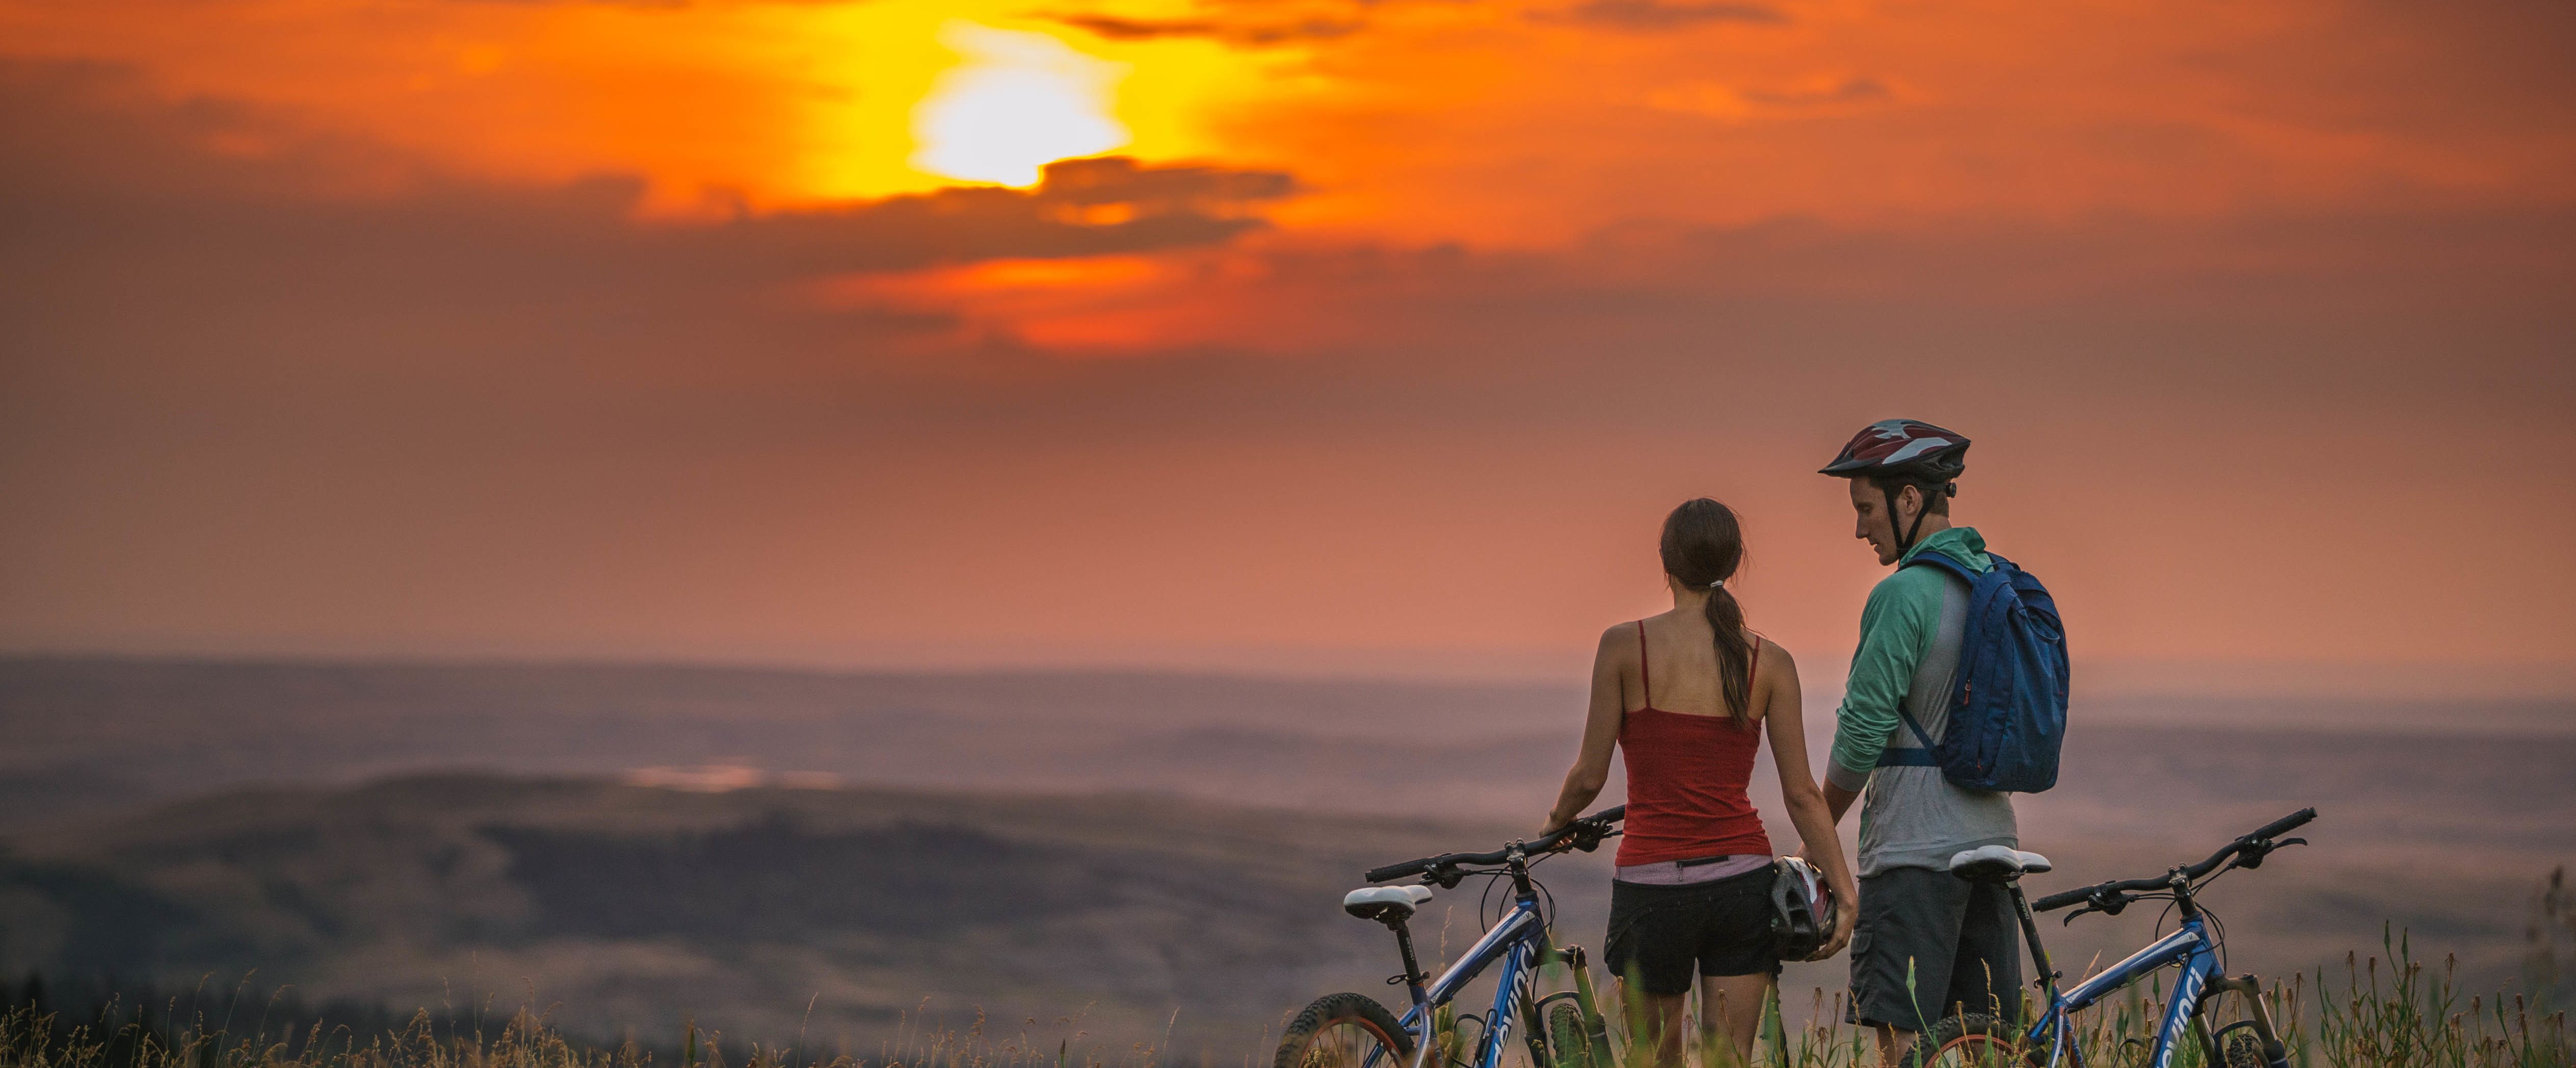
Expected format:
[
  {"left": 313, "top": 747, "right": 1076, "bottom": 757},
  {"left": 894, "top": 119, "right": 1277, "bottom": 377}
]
[{"left": 1889, "top": 549, "right": 2069, "bottom": 793}]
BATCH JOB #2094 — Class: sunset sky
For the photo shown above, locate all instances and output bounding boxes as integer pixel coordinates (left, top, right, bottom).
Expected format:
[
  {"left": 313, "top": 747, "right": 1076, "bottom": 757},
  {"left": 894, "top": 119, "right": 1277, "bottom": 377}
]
[{"left": 3, "top": 0, "right": 2571, "bottom": 694}]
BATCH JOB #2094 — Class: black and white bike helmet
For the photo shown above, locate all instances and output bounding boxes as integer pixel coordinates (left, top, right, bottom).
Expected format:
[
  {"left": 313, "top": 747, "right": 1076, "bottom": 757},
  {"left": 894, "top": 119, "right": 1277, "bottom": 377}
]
[{"left": 1770, "top": 857, "right": 1838, "bottom": 960}]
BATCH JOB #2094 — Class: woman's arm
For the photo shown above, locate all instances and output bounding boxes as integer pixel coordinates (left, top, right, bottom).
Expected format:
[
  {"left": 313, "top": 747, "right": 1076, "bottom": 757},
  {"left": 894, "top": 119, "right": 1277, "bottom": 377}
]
[
  {"left": 1543, "top": 626, "right": 1628, "bottom": 834},
  {"left": 1760, "top": 641, "right": 1859, "bottom": 959}
]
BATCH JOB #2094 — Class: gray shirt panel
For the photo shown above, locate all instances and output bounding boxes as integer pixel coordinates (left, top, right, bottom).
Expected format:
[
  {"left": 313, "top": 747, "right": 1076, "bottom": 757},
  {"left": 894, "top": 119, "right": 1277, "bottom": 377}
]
[{"left": 1853, "top": 569, "right": 2018, "bottom": 876}]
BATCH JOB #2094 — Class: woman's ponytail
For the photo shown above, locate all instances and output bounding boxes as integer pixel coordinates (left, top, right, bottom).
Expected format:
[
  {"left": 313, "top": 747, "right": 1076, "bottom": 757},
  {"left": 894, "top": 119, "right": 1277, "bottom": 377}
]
[
  {"left": 1659, "top": 498, "right": 1755, "bottom": 727},
  {"left": 1703, "top": 581, "right": 1754, "bottom": 727}
]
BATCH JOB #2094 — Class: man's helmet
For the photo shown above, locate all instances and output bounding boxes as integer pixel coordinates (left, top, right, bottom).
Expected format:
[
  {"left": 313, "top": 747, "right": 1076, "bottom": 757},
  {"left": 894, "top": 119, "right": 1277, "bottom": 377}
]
[
  {"left": 1819, "top": 419, "right": 1970, "bottom": 554},
  {"left": 1770, "top": 856, "right": 1838, "bottom": 961},
  {"left": 1818, "top": 418, "right": 1970, "bottom": 482}
]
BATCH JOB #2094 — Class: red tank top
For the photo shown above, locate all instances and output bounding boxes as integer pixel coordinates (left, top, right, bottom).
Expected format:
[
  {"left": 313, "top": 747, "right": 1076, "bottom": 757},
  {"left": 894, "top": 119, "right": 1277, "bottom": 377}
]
[{"left": 1615, "top": 620, "right": 1774, "bottom": 866}]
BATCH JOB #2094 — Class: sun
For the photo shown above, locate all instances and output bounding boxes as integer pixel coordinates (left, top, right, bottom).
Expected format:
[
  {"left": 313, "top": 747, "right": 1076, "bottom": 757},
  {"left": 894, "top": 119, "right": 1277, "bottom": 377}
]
[{"left": 911, "top": 22, "right": 1131, "bottom": 187}]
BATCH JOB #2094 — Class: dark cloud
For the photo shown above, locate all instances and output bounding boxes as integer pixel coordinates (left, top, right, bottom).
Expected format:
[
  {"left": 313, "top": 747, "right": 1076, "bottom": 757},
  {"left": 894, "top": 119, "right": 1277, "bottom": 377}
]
[
  {"left": 433, "top": 0, "right": 863, "bottom": 7},
  {"left": 709, "top": 157, "right": 1297, "bottom": 276},
  {"left": 0, "top": 62, "right": 1297, "bottom": 282},
  {"left": 1056, "top": 12, "right": 1365, "bottom": 45},
  {"left": 440, "top": 0, "right": 689, "bottom": 7},
  {"left": 1036, "top": 156, "right": 1298, "bottom": 211},
  {"left": 1739, "top": 76, "right": 1887, "bottom": 106},
  {"left": 1540, "top": 0, "right": 1786, "bottom": 31}
]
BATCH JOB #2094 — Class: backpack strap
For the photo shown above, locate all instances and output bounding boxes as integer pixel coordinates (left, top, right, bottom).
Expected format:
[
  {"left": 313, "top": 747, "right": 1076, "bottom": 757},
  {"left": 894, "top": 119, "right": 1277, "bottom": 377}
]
[
  {"left": 1876, "top": 710, "right": 1941, "bottom": 765},
  {"left": 1901, "top": 548, "right": 1975, "bottom": 583},
  {"left": 1875, "top": 549, "right": 1971, "bottom": 768}
]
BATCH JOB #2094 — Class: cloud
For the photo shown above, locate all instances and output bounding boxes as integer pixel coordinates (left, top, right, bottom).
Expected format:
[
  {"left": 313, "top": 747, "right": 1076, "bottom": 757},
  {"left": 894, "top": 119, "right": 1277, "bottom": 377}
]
[
  {"left": 1739, "top": 75, "right": 1886, "bottom": 106},
  {"left": 1054, "top": 12, "right": 1365, "bottom": 46},
  {"left": 1645, "top": 74, "right": 1890, "bottom": 119},
  {"left": 437, "top": 0, "right": 689, "bottom": 7},
  {"left": 2, "top": 61, "right": 2573, "bottom": 676},
  {"left": 0, "top": 62, "right": 1297, "bottom": 280},
  {"left": 1538, "top": 0, "right": 1787, "bottom": 31}
]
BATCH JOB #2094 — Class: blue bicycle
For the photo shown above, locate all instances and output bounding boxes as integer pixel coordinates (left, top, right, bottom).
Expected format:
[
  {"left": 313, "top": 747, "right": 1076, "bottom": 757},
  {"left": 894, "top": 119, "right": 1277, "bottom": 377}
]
[
  {"left": 1274, "top": 806, "right": 1628, "bottom": 1068},
  {"left": 1912, "top": 808, "right": 2317, "bottom": 1068}
]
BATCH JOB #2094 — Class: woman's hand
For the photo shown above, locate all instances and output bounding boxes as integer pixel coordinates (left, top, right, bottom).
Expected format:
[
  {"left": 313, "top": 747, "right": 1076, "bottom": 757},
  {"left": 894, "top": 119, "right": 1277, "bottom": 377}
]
[{"left": 1806, "top": 884, "right": 1858, "bottom": 961}]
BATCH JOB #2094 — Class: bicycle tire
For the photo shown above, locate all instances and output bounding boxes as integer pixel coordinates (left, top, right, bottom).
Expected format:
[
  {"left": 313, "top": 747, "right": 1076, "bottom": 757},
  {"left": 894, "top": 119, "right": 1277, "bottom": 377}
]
[
  {"left": 2212, "top": 1021, "right": 2270, "bottom": 1068},
  {"left": 1909, "top": 1014, "right": 2039, "bottom": 1067},
  {"left": 1545, "top": 1001, "right": 1603, "bottom": 1068},
  {"left": 1277, "top": 993, "right": 1415, "bottom": 1068}
]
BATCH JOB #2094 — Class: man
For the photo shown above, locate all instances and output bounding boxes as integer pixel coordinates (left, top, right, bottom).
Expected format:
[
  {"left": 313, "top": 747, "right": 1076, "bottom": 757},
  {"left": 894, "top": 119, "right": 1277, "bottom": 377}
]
[{"left": 1817, "top": 419, "right": 2021, "bottom": 1065}]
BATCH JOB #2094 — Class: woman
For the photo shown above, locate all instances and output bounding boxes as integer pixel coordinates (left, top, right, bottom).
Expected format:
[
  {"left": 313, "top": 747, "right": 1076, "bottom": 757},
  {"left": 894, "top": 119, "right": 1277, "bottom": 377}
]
[{"left": 1542, "top": 498, "right": 1858, "bottom": 1067}]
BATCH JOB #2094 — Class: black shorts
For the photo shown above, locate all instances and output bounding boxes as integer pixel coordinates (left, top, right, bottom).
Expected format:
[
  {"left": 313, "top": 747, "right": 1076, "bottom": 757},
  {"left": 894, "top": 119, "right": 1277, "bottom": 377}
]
[
  {"left": 1845, "top": 866, "right": 2023, "bottom": 1031},
  {"left": 1602, "top": 864, "right": 1780, "bottom": 996}
]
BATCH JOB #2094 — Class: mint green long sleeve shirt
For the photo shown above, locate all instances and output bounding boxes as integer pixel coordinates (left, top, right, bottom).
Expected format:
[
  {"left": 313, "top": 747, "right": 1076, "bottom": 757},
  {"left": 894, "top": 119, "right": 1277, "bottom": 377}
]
[{"left": 1826, "top": 526, "right": 1993, "bottom": 789}]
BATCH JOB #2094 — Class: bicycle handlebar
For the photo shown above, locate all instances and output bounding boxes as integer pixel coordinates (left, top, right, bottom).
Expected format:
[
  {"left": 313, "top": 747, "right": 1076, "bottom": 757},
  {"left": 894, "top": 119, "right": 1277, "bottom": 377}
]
[
  {"left": 1365, "top": 805, "right": 1627, "bottom": 884},
  {"left": 2245, "top": 807, "right": 2318, "bottom": 845},
  {"left": 2032, "top": 807, "right": 2315, "bottom": 913}
]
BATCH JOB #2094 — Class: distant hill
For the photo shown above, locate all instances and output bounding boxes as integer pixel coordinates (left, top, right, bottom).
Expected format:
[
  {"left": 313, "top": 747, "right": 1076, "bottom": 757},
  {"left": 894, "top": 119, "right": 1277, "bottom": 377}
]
[
  {"left": 0, "top": 775, "right": 1541, "bottom": 1055},
  {"left": 0, "top": 657, "right": 1586, "bottom": 828},
  {"left": 5, "top": 655, "right": 2570, "bottom": 835}
]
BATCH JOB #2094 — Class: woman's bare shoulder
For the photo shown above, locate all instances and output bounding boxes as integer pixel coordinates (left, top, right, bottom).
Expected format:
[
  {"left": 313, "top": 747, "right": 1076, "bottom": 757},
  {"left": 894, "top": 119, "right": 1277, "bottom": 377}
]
[
  {"left": 1752, "top": 634, "right": 1799, "bottom": 675},
  {"left": 1592, "top": 622, "right": 1635, "bottom": 661}
]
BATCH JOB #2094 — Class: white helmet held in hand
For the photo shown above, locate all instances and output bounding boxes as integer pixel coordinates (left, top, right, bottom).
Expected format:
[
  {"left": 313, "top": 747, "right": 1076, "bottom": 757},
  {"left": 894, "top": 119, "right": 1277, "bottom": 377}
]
[{"left": 1770, "top": 856, "right": 1838, "bottom": 960}]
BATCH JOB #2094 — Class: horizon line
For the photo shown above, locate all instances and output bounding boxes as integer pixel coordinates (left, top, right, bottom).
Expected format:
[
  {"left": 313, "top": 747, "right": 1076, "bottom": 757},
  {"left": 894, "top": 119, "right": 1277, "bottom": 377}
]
[{"left": 6, "top": 644, "right": 2575, "bottom": 704}]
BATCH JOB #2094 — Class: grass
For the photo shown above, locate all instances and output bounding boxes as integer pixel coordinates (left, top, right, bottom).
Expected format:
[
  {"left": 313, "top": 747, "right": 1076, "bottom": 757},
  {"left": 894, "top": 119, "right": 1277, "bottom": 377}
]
[
  {"left": 0, "top": 984, "right": 1175, "bottom": 1068},
  {"left": 4, "top": 931, "right": 2567, "bottom": 1068},
  {"left": 1746, "top": 927, "right": 2570, "bottom": 1067}
]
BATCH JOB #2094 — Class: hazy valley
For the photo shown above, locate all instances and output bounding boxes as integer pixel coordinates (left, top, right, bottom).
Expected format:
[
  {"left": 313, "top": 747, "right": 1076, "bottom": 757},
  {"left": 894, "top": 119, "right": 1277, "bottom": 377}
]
[{"left": 2, "top": 658, "right": 2569, "bottom": 1055}]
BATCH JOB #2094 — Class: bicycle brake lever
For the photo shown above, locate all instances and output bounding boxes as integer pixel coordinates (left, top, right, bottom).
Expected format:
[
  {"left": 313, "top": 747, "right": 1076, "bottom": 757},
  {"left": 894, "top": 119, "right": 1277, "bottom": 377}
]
[
  {"left": 2237, "top": 836, "right": 2306, "bottom": 870},
  {"left": 2081, "top": 889, "right": 2132, "bottom": 918}
]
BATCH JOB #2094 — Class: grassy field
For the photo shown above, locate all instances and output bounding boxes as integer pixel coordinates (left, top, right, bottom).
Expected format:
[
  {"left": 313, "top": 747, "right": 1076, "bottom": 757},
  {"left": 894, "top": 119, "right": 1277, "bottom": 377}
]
[{"left": 4, "top": 928, "right": 2568, "bottom": 1068}]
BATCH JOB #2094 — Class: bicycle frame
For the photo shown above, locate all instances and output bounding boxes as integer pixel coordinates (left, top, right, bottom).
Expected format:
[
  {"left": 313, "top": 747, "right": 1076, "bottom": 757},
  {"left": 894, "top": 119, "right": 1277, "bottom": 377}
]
[
  {"left": 2021, "top": 917, "right": 2220, "bottom": 1068},
  {"left": 2007, "top": 883, "right": 2287, "bottom": 1068},
  {"left": 1368, "top": 893, "right": 1558, "bottom": 1068}
]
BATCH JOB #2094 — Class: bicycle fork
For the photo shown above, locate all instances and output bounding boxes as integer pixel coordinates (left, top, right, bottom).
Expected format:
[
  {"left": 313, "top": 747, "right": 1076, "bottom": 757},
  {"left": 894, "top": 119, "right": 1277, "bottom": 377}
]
[
  {"left": 2196, "top": 975, "right": 2291, "bottom": 1068},
  {"left": 1533, "top": 944, "right": 1617, "bottom": 1068}
]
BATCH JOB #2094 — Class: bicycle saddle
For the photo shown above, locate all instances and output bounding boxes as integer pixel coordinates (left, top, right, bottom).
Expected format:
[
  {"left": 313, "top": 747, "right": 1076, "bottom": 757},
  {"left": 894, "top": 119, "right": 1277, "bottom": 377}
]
[
  {"left": 1947, "top": 845, "right": 2054, "bottom": 883},
  {"left": 1343, "top": 885, "right": 1435, "bottom": 922}
]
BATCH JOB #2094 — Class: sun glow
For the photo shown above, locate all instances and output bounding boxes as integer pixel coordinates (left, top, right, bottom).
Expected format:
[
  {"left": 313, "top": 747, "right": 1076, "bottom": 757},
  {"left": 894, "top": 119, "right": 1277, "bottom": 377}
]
[
  {"left": 911, "top": 22, "right": 1130, "bottom": 187},
  {"left": 0, "top": 0, "right": 1289, "bottom": 206}
]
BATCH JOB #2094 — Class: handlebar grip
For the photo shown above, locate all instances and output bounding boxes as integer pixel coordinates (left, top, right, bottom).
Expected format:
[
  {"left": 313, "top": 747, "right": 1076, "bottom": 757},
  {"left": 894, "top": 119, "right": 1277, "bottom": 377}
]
[
  {"left": 2248, "top": 808, "right": 2316, "bottom": 842},
  {"left": 2033, "top": 886, "right": 2095, "bottom": 912},
  {"left": 1366, "top": 859, "right": 1433, "bottom": 883},
  {"left": 1590, "top": 805, "right": 1627, "bottom": 824}
]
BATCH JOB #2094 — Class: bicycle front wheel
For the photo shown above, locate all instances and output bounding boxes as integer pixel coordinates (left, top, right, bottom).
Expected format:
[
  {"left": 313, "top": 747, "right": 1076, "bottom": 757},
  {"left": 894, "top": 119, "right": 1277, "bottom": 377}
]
[
  {"left": 1277, "top": 993, "right": 1416, "bottom": 1068},
  {"left": 1546, "top": 1000, "right": 1607, "bottom": 1068}
]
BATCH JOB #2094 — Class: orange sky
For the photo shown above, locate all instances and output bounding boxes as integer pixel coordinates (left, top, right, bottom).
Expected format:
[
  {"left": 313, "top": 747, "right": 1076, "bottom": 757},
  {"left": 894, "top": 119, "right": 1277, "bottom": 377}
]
[{"left": 2, "top": 0, "right": 2572, "bottom": 693}]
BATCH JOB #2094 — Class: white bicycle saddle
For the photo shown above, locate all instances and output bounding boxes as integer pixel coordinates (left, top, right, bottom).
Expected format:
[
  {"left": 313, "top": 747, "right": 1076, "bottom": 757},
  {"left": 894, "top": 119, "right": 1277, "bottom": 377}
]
[
  {"left": 1947, "top": 845, "right": 2054, "bottom": 882},
  {"left": 1343, "top": 884, "right": 1435, "bottom": 922}
]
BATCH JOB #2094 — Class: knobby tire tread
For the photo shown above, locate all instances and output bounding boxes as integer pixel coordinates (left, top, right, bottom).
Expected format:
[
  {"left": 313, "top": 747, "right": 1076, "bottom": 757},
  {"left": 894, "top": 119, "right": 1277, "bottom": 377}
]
[
  {"left": 1545, "top": 1002, "right": 1596, "bottom": 1068},
  {"left": 1275, "top": 992, "right": 1414, "bottom": 1068},
  {"left": 1910, "top": 1014, "right": 2040, "bottom": 1068}
]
